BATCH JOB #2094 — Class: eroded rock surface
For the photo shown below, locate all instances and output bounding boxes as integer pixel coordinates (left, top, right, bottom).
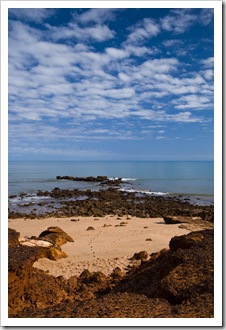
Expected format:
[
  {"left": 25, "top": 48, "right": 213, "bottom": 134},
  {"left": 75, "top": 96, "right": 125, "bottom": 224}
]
[
  {"left": 8, "top": 228, "right": 214, "bottom": 318},
  {"left": 38, "top": 226, "right": 74, "bottom": 245}
]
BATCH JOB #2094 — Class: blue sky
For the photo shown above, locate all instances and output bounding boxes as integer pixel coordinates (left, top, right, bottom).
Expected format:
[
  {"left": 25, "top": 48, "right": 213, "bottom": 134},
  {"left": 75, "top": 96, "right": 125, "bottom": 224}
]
[{"left": 8, "top": 7, "right": 214, "bottom": 161}]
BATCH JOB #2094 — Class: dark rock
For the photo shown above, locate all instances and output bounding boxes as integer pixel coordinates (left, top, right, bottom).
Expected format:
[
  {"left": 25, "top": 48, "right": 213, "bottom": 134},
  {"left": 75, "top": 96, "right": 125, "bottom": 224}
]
[
  {"left": 115, "top": 229, "right": 214, "bottom": 317},
  {"left": 111, "top": 267, "right": 124, "bottom": 279},
  {"left": 8, "top": 228, "right": 20, "bottom": 247},
  {"left": 131, "top": 251, "right": 149, "bottom": 261},
  {"left": 87, "top": 226, "right": 95, "bottom": 231},
  {"left": 9, "top": 195, "right": 17, "bottom": 199},
  {"left": 163, "top": 216, "right": 188, "bottom": 224},
  {"left": 169, "top": 231, "right": 204, "bottom": 251},
  {"left": 79, "top": 269, "right": 93, "bottom": 284},
  {"left": 38, "top": 227, "right": 74, "bottom": 245},
  {"left": 56, "top": 175, "right": 108, "bottom": 182},
  {"left": 9, "top": 185, "right": 214, "bottom": 222}
]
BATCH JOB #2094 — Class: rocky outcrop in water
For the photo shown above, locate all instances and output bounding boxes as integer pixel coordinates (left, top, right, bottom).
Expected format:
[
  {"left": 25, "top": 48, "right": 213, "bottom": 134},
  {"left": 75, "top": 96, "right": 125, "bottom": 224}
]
[
  {"left": 8, "top": 228, "right": 214, "bottom": 318},
  {"left": 56, "top": 175, "right": 124, "bottom": 186},
  {"left": 8, "top": 188, "right": 214, "bottom": 223}
]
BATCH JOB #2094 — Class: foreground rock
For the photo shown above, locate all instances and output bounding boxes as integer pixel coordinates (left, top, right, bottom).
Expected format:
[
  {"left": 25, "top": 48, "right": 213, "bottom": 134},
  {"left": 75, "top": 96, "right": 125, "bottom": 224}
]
[
  {"left": 8, "top": 228, "right": 214, "bottom": 318},
  {"left": 38, "top": 226, "right": 74, "bottom": 246},
  {"left": 18, "top": 227, "right": 74, "bottom": 260}
]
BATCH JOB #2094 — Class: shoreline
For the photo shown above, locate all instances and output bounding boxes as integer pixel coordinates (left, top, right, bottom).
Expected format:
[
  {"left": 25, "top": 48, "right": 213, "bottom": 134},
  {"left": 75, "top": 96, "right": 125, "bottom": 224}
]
[
  {"left": 8, "top": 214, "right": 213, "bottom": 279},
  {"left": 8, "top": 186, "right": 214, "bottom": 221}
]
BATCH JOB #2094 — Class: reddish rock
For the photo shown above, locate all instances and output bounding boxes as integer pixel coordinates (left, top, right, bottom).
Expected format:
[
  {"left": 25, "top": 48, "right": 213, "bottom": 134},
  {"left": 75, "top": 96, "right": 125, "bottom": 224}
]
[{"left": 8, "top": 228, "right": 214, "bottom": 318}]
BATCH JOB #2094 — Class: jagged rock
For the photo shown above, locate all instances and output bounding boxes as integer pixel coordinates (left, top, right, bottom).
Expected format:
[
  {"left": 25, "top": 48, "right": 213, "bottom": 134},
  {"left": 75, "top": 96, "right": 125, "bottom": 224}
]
[
  {"left": 43, "top": 247, "right": 68, "bottom": 260},
  {"left": 115, "top": 229, "right": 214, "bottom": 317},
  {"left": 169, "top": 231, "right": 204, "bottom": 251},
  {"left": 38, "top": 226, "right": 74, "bottom": 245},
  {"left": 17, "top": 228, "right": 72, "bottom": 261},
  {"left": 131, "top": 251, "right": 149, "bottom": 261},
  {"left": 8, "top": 233, "right": 44, "bottom": 309},
  {"left": 9, "top": 229, "right": 214, "bottom": 318},
  {"left": 79, "top": 269, "right": 93, "bottom": 284},
  {"left": 111, "top": 267, "right": 124, "bottom": 279},
  {"left": 8, "top": 228, "right": 20, "bottom": 247}
]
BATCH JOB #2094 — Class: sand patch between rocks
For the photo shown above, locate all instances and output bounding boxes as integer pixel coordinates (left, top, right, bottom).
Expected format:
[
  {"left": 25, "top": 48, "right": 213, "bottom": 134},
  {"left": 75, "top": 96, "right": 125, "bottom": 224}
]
[{"left": 9, "top": 215, "right": 192, "bottom": 278}]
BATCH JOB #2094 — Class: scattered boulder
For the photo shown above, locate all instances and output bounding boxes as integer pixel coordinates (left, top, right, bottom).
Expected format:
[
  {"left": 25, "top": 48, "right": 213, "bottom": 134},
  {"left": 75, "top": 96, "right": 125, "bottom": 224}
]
[
  {"left": 163, "top": 216, "right": 189, "bottom": 224},
  {"left": 87, "top": 226, "right": 95, "bottom": 231},
  {"left": 38, "top": 226, "right": 74, "bottom": 245},
  {"left": 131, "top": 251, "right": 149, "bottom": 261}
]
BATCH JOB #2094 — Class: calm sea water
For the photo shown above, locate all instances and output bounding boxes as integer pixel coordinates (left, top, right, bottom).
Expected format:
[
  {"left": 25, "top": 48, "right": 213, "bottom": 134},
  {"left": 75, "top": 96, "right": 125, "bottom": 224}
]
[{"left": 8, "top": 161, "right": 214, "bottom": 205}]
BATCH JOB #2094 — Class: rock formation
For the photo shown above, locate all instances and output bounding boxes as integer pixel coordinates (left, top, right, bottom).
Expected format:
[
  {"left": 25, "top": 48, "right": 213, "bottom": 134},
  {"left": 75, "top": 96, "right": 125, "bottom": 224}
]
[
  {"left": 8, "top": 228, "right": 214, "bottom": 318},
  {"left": 9, "top": 187, "right": 214, "bottom": 222}
]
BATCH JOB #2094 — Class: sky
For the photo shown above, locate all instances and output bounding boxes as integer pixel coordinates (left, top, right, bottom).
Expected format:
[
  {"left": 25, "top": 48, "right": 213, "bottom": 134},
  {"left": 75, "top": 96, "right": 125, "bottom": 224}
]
[{"left": 8, "top": 6, "right": 214, "bottom": 161}]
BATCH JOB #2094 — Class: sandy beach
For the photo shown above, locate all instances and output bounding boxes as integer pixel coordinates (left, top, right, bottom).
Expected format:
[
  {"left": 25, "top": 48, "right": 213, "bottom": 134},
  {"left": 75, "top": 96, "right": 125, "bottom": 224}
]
[{"left": 9, "top": 215, "right": 191, "bottom": 278}]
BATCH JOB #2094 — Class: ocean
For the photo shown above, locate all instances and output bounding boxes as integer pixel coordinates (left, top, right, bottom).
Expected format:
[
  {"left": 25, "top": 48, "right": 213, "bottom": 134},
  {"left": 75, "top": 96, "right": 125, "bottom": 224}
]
[{"left": 8, "top": 161, "right": 214, "bottom": 206}]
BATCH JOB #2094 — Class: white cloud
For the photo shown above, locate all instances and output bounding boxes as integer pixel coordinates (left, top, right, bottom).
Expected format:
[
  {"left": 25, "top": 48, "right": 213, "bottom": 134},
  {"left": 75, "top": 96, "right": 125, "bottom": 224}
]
[
  {"left": 141, "top": 58, "right": 179, "bottom": 74},
  {"left": 156, "top": 136, "right": 166, "bottom": 140},
  {"left": 47, "top": 22, "right": 115, "bottom": 42},
  {"left": 162, "top": 39, "right": 184, "bottom": 47},
  {"left": 174, "top": 94, "right": 213, "bottom": 110},
  {"left": 201, "top": 57, "right": 214, "bottom": 68},
  {"left": 75, "top": 8, "right": 118, "bottom": 25},
  {"left": 199, "top": 9, "right": 214, "bottom": 26},
  {"left": 126, "top": 18, "right": 160, "bottom": 44},
  {"left": 123, "top": 45, "right": 154, "bottom": 57},
  {"left": 161, "top": 9, "right": 197, "bottom": 34},
  {"left": 201, "top": 69, "right": 214, "bottom": 80},
  {"left": 118, "top": 72, "right": 131, "bottom": 82},
  {"left": 106, "top": 47, "right": 129, "bottom": 59},
  {"left": 9, "top": 8, "right": 55, "bottom": 23},
  {"left": 8, "top": 10, "right": 213, "bottom": 154}
]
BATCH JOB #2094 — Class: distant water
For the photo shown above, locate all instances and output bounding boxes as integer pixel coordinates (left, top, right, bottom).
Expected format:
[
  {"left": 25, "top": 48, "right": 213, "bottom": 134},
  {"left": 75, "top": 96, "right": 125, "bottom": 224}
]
[{"left": 8, "top": 161, "right": 214, "bottom": 205}]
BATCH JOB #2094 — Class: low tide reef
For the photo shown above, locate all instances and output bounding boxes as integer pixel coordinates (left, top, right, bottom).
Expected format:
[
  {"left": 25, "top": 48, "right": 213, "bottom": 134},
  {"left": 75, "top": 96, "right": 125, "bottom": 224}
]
[{"left": 8, "top": 185, "right": 214, "bottom": 221}]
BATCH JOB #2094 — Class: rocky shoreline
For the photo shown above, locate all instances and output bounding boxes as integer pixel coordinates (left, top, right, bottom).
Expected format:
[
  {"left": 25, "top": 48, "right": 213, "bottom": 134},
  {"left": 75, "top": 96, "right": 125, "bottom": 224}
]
[
  {"left": 8, "top": 182, "right": 214, "bottom": 221},
  {"left": 8, "top": 180, "right": 214, "bottom": 318}
]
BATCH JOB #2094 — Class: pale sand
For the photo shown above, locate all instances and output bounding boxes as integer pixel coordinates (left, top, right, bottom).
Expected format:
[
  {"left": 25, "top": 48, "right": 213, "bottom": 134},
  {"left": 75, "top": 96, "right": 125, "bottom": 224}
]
[{"left": 8, "top": 215, "right": 191, "bottom": 279}]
